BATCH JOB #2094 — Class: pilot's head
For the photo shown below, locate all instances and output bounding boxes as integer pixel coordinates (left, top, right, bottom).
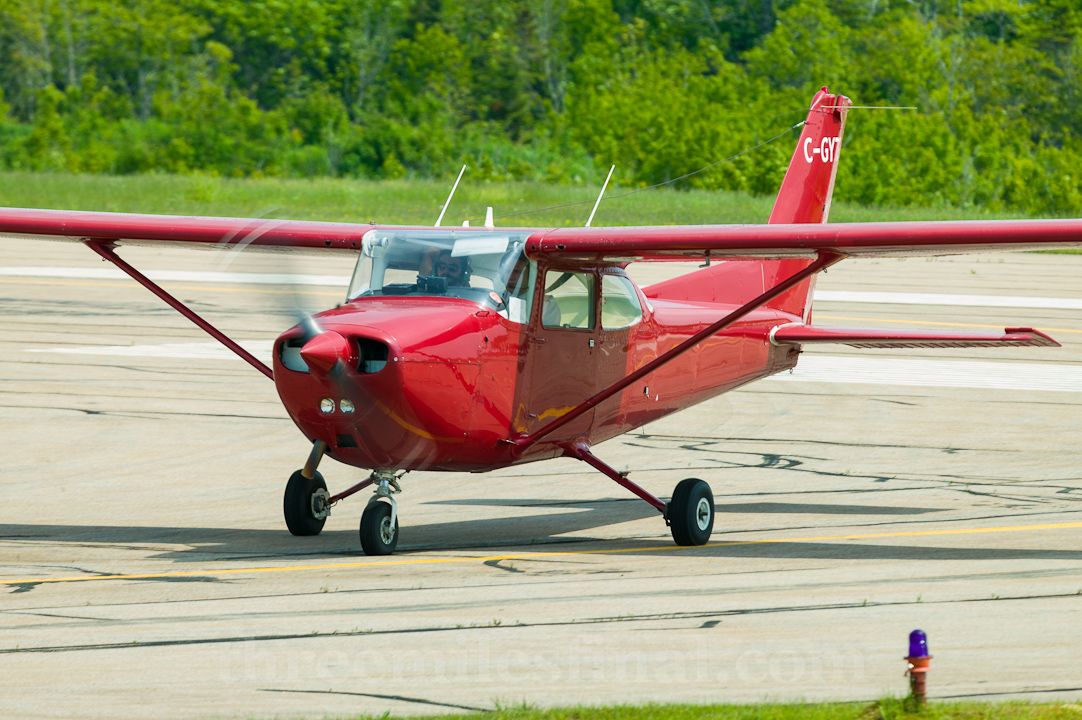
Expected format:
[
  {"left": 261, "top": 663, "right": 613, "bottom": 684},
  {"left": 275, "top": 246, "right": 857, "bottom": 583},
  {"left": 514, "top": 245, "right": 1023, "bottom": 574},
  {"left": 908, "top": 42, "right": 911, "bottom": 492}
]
[{"left": 435, "top": 251, "right": 470, "bottom": 287}]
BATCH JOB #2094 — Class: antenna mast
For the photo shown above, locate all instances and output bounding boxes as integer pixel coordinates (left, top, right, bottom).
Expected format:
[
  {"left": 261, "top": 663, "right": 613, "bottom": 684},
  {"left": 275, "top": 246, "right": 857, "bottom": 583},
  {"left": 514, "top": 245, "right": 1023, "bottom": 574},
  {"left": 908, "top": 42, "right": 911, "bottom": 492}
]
[
  {"left": 585, "top": 164, "right": 615, "bottom": 228},
  {"left": 435, "top": 165, "right": 468, "bottom": 227}
]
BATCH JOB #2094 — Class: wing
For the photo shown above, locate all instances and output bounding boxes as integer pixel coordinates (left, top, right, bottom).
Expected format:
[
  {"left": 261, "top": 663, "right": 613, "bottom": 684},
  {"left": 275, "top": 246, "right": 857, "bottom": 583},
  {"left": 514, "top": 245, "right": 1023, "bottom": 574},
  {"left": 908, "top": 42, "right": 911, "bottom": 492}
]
[
  {"left": 0, "top": 207, "right": 372, "bottom": 252},
  {"left": 524, "top": 219, "right": 1082, "bottom": 261}
]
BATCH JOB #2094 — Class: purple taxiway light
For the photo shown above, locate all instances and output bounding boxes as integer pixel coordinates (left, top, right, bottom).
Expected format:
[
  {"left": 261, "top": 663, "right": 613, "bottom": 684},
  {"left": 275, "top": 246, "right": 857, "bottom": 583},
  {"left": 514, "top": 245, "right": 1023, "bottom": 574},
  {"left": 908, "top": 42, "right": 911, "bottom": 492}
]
[{"left": 905, "top": 629, "right": 932, "bottom": 705}]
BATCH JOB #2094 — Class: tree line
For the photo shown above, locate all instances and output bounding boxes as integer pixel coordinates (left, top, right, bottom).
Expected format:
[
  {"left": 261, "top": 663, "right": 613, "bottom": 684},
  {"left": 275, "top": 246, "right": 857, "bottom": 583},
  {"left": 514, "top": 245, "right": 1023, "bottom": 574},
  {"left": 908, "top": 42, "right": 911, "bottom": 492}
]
[{"left": 1, "top": 0, "right": 1080, "bottom": 214}]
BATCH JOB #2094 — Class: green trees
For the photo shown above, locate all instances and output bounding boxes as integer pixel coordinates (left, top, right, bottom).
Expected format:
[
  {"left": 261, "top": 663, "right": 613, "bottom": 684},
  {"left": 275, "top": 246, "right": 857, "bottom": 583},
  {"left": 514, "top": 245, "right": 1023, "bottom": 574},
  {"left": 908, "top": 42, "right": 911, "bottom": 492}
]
[{"left": 0, "top": 0, "right": 1079, "bottom": 214}]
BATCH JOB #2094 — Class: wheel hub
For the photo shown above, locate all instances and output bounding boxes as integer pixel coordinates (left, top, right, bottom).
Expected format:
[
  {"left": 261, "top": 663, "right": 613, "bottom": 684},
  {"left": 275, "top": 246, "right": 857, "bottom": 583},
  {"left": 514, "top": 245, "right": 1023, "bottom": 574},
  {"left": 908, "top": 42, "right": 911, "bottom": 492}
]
[
  {"left": 378, "top": 513, "right": 396, "bottom": 544},
  {"left": 310, "top": 488, "right": 331, "bottom": 520},
  {"left": 695, "top": 497, "right": 711, "bottom": 531}
]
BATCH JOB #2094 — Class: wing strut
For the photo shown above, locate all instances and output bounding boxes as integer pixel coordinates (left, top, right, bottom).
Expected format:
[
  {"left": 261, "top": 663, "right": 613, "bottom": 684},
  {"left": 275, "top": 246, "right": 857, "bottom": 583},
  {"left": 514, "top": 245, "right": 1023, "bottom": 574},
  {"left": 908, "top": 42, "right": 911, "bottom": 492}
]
[
  {"left": 84, "top": 240, "right": 274, "bottom": 380},
  {"left": 510, "top": 250, "right": 844, "bottom": 450}
]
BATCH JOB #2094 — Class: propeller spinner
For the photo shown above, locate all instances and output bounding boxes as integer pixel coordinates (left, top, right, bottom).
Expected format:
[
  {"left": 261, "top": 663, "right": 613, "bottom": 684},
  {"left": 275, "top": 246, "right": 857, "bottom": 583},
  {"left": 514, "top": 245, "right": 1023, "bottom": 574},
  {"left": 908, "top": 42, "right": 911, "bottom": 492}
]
[{"left": 299, "top": 330, "right": 354, "bottom": 373}]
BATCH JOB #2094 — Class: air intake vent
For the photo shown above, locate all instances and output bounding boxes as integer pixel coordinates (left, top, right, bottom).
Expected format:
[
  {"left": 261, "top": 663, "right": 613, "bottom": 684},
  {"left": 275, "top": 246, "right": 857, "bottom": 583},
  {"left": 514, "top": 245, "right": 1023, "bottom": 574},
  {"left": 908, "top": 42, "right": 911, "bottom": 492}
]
[
  {"left": 336, "top": 434, "right": 358, "bottom": 448},
  {"left": 279, "top": 337, "right": 309, "bottom": 372},
  {"left": 355, "top": 338, "right": 389, "bottom": 374}
]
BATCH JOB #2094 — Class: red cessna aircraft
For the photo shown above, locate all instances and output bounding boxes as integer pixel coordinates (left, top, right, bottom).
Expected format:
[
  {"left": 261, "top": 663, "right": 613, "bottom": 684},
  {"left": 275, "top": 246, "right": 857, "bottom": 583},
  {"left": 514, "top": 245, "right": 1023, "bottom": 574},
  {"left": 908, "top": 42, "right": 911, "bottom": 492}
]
[{"left": 3, "top": 87, "right": 1081, "bottom": 555}]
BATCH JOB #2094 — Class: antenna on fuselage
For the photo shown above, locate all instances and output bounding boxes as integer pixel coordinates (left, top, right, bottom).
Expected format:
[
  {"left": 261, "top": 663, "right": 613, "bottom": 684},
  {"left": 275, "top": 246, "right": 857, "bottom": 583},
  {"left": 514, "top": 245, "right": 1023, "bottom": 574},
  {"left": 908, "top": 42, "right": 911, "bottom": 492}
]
[
  {"left": 585, "top": 164, "right": 616, "bottom": 228},
  {"left": 435, "top": 164, "right": 468, "bottom": 227}
]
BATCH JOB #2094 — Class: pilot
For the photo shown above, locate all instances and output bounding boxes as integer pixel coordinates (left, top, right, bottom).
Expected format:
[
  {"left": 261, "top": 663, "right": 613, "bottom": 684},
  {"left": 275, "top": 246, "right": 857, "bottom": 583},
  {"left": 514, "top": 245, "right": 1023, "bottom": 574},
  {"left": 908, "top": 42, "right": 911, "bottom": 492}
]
[{"left": 434, "top": 250, "right": 471, "bottom": 287}]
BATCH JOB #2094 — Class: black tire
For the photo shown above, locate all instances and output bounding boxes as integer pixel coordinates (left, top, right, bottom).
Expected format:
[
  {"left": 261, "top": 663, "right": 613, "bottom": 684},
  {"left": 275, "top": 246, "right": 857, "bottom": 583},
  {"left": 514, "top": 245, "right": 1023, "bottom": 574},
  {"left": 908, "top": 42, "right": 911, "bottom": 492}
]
[
  {"left": 283, "top": 470, "right": 328, "bottom": 536},
  {"left": 668, "top": 478, "right": 714, "bottom": 546},
  {"left": 360, "top": 500, "right": 399, "bottom": 555}
]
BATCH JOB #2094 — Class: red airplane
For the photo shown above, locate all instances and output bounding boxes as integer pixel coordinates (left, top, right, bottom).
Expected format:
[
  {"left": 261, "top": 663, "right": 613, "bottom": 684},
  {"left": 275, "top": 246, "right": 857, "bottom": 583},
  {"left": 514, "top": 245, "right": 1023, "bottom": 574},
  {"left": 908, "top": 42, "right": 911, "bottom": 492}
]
[{"left": 3, "top": 87, "right": 1081, "bottom": 555}]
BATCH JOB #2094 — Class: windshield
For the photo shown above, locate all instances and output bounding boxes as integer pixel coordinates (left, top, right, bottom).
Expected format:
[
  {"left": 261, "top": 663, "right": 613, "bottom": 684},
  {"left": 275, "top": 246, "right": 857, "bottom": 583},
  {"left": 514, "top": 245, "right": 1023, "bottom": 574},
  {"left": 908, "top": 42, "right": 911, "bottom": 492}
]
[{"left": 348, "top": 229, "right": 536, "bottom": 323}]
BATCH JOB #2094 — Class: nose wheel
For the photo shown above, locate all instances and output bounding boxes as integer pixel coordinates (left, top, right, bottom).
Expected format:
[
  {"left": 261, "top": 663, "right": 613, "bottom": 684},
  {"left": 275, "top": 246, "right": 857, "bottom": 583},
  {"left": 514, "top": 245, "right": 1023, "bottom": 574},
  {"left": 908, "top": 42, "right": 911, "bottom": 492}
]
[
  {"left": 360, "top": 500, "right": 399, "bottom": 555},
  {"left": 359, "top": 473, "right": 401, "bottom": 555}
]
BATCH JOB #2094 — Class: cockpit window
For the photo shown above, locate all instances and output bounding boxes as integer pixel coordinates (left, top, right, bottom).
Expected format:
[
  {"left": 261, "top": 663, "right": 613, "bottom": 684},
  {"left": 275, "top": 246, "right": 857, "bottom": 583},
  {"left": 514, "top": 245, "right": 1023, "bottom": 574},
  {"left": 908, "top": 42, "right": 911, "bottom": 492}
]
[
  {"left": 348, "top": 229, "right": 536, "bottom": 323},
  {"left": 542, "top": 270, "right": 595, "bottom": 329},
  {"left": 601, "top": 274, "right": 642, "bottom": 329}
]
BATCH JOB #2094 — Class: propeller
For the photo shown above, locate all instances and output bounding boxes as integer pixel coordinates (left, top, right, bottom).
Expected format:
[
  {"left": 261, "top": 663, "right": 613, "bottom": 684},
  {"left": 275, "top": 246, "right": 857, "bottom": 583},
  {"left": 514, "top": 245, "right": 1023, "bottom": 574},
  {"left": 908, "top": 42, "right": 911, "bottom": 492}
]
[
  {"left": 208, "top": 214, "right": 442, "bottom": 470},
  {"left": 206, "top": 215, "right": 353, "bottom": 386}
]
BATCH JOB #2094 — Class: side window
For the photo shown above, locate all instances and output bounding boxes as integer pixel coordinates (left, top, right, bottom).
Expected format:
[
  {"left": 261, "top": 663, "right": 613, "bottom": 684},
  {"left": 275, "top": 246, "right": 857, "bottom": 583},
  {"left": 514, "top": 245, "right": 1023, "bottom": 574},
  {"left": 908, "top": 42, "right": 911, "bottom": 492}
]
[
  {"left": 601, "top": 274, "right": 643, "bottom": 330},
  {"left": 541, "top": 270, "right": 595, "bottom": 329}
]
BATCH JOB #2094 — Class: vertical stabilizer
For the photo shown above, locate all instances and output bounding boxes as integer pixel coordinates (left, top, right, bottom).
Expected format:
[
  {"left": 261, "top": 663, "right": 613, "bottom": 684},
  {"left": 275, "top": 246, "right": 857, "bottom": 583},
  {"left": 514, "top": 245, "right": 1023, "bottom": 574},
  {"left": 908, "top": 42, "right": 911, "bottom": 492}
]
[
  {"left": 763, "top": 87, "right": 851, "bottom": 319},
  {"left": 770, "top": 87, "right": 850, "bottom": 224}
]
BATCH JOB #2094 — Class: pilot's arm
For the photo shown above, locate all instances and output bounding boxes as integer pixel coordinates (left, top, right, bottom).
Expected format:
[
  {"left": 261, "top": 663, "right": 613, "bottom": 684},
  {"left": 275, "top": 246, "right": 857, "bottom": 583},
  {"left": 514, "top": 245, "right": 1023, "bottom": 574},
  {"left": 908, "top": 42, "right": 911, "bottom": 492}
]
[{"left": 418, "top": 250, "right": 437, "bottom": 276}]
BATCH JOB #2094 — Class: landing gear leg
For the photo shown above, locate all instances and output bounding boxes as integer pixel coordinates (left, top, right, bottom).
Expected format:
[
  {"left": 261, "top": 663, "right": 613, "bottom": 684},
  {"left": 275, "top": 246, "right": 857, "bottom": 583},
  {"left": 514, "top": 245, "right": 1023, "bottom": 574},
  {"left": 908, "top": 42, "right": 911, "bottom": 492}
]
[
  {"left": 359, "top": 471, "right": 402, "bottom": 556},
  {"left": 567, "top": 442, "right": 714, "bottom": 546},
  {"left": 283, "top": 440, "right": 331, "bottom": 536}
]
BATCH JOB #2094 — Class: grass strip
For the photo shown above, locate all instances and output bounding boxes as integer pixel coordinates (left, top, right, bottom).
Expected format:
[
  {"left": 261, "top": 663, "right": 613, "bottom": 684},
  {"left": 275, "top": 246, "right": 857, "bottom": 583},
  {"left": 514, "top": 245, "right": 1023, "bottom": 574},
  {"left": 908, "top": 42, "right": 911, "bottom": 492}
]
[
  {"left": 0, "top": 171, "right": 1031, "bottom": 227},
  {"left": 334, "top": 698, "right": 1082, "bottom": 720}
]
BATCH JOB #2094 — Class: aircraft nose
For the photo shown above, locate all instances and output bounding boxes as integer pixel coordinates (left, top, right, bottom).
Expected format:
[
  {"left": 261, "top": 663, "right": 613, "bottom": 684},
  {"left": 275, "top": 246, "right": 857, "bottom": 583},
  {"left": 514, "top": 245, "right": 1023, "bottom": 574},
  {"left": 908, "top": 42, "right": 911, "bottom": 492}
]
[{"left": 299, "top": 330, "right": 353, "bottom": 373}]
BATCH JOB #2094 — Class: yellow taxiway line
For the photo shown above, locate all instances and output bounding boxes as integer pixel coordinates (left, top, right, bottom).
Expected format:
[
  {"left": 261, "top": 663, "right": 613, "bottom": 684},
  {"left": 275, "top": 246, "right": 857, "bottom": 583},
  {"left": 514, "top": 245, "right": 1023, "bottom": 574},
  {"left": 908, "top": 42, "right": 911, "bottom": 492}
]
[{"left": 4, "top": 520, "right": 1081, "bottom": 587}]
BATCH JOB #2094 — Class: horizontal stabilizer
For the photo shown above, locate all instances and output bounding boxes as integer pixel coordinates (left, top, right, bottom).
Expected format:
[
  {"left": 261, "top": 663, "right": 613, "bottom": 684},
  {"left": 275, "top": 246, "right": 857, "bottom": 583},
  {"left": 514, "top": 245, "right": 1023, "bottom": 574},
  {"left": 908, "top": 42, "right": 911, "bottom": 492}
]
[{"left": 769, "top": 325, "right": 1060, "bottom": 349}]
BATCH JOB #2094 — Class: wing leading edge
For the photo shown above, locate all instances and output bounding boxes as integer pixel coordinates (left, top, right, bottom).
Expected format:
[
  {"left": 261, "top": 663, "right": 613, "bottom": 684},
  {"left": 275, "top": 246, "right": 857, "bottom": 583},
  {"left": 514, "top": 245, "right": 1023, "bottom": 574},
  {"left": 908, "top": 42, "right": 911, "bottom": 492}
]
[
  {"left": 524, "top": 219, "right": 1082, "bottom": 261},
  {"left": 0, "top": 207, "right": 370, "bottom": 252}
]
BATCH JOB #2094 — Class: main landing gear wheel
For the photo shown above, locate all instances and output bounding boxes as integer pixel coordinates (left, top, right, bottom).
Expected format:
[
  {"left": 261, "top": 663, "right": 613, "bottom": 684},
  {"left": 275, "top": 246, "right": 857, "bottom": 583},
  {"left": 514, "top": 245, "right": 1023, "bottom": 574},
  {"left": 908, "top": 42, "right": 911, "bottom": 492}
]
[
  {"left": 283, "top": 470, "right": 330, "bottom": 536},
  {"left": 360, "top": 500, "right": 399, "bottom": 555},
  {"left": 668, "top": 478, "right": 714, "bottom": 546}
]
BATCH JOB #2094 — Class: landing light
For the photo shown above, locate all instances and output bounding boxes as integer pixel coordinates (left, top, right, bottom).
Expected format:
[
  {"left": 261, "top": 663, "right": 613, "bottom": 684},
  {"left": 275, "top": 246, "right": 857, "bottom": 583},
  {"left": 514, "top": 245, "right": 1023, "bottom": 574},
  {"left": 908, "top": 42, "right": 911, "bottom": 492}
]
[
  {"left": 319, "top": 398, "right": 334, "bottom": 414},
  {"left": 340, "top": 399, "right": 355, "bottom": 414}
]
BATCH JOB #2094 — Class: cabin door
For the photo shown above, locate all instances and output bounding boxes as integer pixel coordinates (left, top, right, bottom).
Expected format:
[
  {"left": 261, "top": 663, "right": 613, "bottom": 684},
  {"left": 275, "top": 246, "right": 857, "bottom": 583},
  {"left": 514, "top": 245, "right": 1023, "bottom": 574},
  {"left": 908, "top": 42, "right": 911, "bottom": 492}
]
[
  {"left": 592, "top": 272, "right": 645, "bottom": 433},
  {"left": 520, "top": 268, "right": 600, "bottom": 439}
]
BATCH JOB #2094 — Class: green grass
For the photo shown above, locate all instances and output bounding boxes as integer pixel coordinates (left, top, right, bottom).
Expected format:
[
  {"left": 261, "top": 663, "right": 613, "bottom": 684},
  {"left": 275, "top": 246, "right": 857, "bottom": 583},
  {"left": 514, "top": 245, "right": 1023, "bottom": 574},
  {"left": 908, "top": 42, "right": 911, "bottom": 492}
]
[
  {"left": 334, "top": 699, "right": 1082, "bottom": 720},
  {"left": 0, "top": 171, "right": 1028, "bottom": 227}
]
